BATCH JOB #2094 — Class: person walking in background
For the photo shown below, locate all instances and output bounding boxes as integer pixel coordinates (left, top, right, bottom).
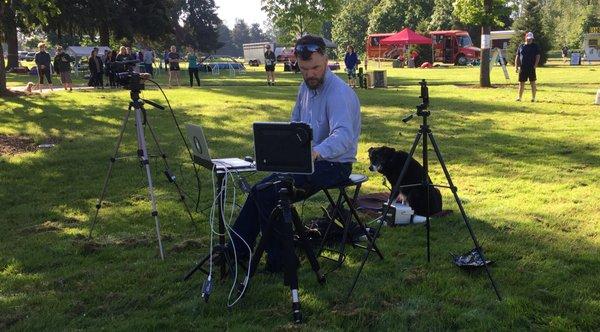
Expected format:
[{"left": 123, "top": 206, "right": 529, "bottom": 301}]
[
  {"left": 34, "top": 42, "right": 53, "bottom": 92},
  {"left": 515, "top": 32, "right": 541, "bottom": 102},
  {"left": 163, "top": 49, "right": 169, "bottom": 73},
  {"left": 143, "top": 47, "right": 154, "bottom": 77},
  {"left": 53, "top": 45, "right": 73, "bottom": 91},
  {"left": 344, "top": 45, "right": 359, "bottom": 87},
  {"left": 168, "top": 45, "right": 181, "bottom": 87},
  {"left": 561, "top": 46, "right": 569, "bottom": 64},
  {"left": 88, "top": 48, "right": 104, "bottom": 88},
  {"left": 187, "top": 47, "right": 200, "bottom": 87},
  {"left": 264, "top": 44, "right": 276, "bottom": 86}
]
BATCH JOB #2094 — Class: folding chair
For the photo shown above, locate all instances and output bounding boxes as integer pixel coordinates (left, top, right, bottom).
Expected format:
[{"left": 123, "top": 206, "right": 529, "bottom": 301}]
[{"left": 317, "top": 174, "right": 384, "bottom": 272}]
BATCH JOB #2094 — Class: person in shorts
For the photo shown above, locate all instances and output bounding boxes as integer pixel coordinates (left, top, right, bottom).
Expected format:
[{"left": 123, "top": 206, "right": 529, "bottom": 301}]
[
  {"left": 344, "top": 45, "right": 359, "bottom": 87},
  {"left": 53, "top": 45, "right": 73, "bottom": 91},
  {"left": 168, "top": 45, "right": 181, "bottom": 87},
  {"left": 515, "top": 32, "right": 541, "bottom": 102},
  {"left": 264, "top": 44, "right": 276, "bottom": 86}
]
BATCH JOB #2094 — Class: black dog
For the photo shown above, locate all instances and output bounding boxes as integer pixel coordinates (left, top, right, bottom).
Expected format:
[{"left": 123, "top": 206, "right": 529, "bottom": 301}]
[{"left": 368, "top": 146, "right": 442, "bottom": 217}]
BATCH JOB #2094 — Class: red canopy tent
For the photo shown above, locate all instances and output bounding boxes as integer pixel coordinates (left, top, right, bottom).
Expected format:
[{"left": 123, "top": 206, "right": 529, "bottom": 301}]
[{"left": 379, "top": 28, "right": 431, "bottom": 45}]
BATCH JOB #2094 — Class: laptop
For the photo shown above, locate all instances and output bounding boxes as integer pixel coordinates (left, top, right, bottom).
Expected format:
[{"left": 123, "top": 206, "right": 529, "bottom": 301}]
[{"left": 186, "top": 124, "right": 254, "bottom": 171}]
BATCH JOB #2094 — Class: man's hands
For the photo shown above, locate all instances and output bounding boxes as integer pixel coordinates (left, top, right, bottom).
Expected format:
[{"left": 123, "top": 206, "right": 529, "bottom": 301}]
[
  {"left": 515, "top": 66, "right": 519, "bottom": 73},
  {"left": 311, "top": 149, "right": 320, "bottom": 161}
]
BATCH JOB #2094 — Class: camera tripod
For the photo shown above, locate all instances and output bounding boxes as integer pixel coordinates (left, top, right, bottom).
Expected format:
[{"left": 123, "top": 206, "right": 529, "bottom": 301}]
[
  {"left": 88, "top": 87, "right": 196, "bottom": 260},
  {"left": 248, "top": 176, "right": 326, "bottom": 324},
  {"left": 347, "top": 80, "right": 502, "bottom": 301}
]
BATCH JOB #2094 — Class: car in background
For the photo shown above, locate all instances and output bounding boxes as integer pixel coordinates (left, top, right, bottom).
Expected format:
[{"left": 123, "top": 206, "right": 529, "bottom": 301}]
[
  {"left": 328, "top": 62, "right": 340, "bottom": 71},
  {"left": 18, "top": 51, "right": 28, "bottom": 60},
  {"left": 24, "top": 52, "right": 36, "bottom": 61}
]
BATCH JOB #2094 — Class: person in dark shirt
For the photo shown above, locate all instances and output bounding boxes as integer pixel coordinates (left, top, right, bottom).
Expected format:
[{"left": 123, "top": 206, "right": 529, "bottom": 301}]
[
  {"left": 168, "top": 45, "right": 181, "bottom": 87},
  {"left": 561, "top": 46, "right": 569, "bottom": 64},
  {"left": 52, "top": 45, "right": 73, "bottom": 91},
  {"left": 515, "top": 32, "right": 541, "bottom": 102},
  {"left": 344, "top": 45, "right": 359, "bottom": 87},
  {"left": 88, "top": 48, "right": 104, "bottom": 89},
  {"left": 264, "top": 44, "right": 276, "bottom": 86},
  {"left": 34, "top": 42, "right": 53, "bottom": 92}
]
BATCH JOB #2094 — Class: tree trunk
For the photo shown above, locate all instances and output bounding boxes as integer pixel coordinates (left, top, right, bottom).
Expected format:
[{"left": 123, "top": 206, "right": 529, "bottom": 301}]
[
  {"left": 0, "top": 41, "right": 8, "bottom": 95},
  {"left": 2, "top": 2, "right": 18, "bottom": 70},
  {"left": 480, "top": 26, "right": 491, "bottom": 87},
  {"left": 479, "top": 0, "right": 492, "bottom": 87},
  {"left": 99, "top": 22, "right": 110, "bottom": 46}
]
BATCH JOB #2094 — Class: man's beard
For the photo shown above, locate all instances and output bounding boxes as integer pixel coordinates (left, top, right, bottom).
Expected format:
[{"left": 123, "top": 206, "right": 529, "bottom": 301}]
[{"left": 305, "top": 76, "right": 325, "bottom": 90}]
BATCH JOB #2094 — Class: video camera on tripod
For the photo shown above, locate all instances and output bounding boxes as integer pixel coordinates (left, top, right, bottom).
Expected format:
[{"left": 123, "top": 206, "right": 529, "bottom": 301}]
[{"left": 109, "top": 59, "right": 149, "bottom": 91}]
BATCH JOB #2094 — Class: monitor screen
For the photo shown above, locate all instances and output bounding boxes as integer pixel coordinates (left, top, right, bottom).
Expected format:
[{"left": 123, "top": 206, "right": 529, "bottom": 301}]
[{"left": 253, "top": 122, "right": 313, "bottom": 174}]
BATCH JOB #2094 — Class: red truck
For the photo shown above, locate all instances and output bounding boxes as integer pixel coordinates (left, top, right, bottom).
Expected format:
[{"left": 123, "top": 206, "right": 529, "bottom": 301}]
[
  {"left": 430, "top": 30, "right": 480, "bottom": 65},
  {"left": 365, "top": 30, "right": 480, "bottom": 65}
]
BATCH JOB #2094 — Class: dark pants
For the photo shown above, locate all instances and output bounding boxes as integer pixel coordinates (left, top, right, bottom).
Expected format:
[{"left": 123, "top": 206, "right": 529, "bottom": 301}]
[
  {"left": 231, "top": 161, "right": 352, "bottom": 268},
  {"left": 89, "top": 72, "right": 103, "bottom": 87},
  {"left": 145, "top": 64, "right": 154, "bottom": 77},
  {"left": 38, "top": 67, "right": 52, "bottom": 84},
  {"left": 188, "top": 67, "right": 200, "bottom": 86}
]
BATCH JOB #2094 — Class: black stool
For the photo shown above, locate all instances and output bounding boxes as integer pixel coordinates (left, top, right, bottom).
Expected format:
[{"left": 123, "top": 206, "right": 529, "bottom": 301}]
[{"left": 318, "top": 174, "right": 384, "bottom": 272}]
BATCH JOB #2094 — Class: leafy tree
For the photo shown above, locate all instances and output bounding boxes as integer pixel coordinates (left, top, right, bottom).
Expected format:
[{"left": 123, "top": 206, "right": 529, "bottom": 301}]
[
  {"left": 540, "top": 0, "right": 599, "bottom": 48},
  {"left": 249, "top": 23, "right": 267, "bottom": 42},
  {"left": 454, "top": 0, "right": 510, "bottom": 87},
  {"left": 506, "top": 0, "right": 550, "bottom": 65},
  {"left": 2, "top": 0, "right": 56, "bottom": 70},
  {"left": 216, "top": 24, "right": 237, "bottom": 55},
  {"left": 331, "top": 0, "right": 378, "bottom": 57},
  {"left": 262, "top": 0, "right": 340, "bottom": 44},
  {"left": 368, "top": 0, "right": 434, "bottom": 33},
  {"left": 1, "top": 0, "right": 56, "bottom": 94},
  {"left": 177, "top": 0, "right": 222, "bottom": 52},
  {"left": 231, "top": 19, "right": 251, "bottom": 56},
  {"left": 428, "top": 0, "right": 459, "bottom": 31}
]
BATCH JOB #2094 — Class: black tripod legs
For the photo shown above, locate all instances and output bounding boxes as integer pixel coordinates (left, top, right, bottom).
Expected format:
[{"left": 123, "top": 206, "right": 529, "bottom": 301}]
[
  {"left": 248, "top": 202, "right": 324, "bottom": 324},
  {"left": 428, "top": 132, "right": 502, "bottom": 301}
]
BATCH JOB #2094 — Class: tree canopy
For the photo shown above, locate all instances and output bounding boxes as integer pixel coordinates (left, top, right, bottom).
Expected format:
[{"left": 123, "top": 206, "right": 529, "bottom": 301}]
[
  {"left": 507, "top": 0, "right": 551, "bottom": 65},
  {"left": 331, "top": 0, "right": 378, "bottom": 56},
  {"left": 262, "top": 0, "right": 340, "bottom": 44}
]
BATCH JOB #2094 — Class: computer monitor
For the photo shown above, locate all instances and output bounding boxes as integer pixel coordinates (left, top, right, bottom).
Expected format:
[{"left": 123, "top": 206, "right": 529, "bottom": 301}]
[{"left": 253, "top": 122, "right": 313, "bottom": 174}]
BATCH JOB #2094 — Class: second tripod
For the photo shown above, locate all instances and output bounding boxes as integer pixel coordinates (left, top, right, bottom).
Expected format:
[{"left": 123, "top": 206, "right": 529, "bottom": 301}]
[
  {"left": 88, "top": 85, "right": 195, "bottom": 260},
  {"left": 348, "top": 79, "right": 502, "bottom": 301}
]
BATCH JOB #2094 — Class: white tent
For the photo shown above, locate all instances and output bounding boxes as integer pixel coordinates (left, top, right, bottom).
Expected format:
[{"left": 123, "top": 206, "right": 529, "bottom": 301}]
[
  {"left": 65, "top": 46, "right": 112, "bottom": 75},
  {"left": 65, "top": 46, "right": 111, "bottom": 58}
]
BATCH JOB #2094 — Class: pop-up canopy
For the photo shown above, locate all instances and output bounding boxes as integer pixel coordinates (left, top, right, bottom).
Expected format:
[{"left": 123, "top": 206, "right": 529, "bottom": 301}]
[{"left": 379, "top": 28, "right": 431, "bottom": 45}]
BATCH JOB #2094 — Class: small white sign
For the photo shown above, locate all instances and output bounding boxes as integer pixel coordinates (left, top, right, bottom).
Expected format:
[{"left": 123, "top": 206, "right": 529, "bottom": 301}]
[{"left": 481, "top": 34, "right": 491, "bottom": 49}]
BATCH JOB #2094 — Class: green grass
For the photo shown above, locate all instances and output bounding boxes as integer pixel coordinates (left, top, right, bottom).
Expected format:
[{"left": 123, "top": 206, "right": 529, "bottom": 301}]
[{"left": 1, "top": 63, "right": 600, "bottom": 330}]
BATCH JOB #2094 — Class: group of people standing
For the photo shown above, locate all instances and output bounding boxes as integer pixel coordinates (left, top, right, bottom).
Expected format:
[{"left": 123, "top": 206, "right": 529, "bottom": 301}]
[
  {"left": 163, "top": 45, "right": 203, "bottom": 88},
  {"left": 88, "top": 46, "right": 156, "bottom": 89}
]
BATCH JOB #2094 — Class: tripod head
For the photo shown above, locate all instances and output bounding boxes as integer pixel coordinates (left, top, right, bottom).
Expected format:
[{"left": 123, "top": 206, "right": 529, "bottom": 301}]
[
  {"left": 403, "top": 79, "right": 431, "bottom": 123},
  {"left": 418, "top": 79, "right": 429, "bottom": 112},
  {"left": 256, "top": 174, "right": 307, "bottom": 200}
]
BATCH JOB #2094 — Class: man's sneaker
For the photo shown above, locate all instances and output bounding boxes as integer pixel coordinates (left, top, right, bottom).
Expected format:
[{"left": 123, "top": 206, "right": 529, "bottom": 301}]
[
  {"left": 531, "top": 98, "right": 536, "bottom": 102},
  {"left": 515, "top": 97, "right": 521, "bottom": 101}
]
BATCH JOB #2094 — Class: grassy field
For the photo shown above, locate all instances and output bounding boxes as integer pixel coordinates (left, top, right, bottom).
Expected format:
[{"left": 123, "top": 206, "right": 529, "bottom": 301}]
[{"left": 1, "top": 63, "right": 599, "bottom": 330}]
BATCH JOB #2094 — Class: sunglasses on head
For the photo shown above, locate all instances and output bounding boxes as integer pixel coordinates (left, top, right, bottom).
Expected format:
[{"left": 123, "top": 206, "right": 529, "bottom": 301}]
[{"left": 294, "top": 44, "right": 323, "bottom": 54}]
